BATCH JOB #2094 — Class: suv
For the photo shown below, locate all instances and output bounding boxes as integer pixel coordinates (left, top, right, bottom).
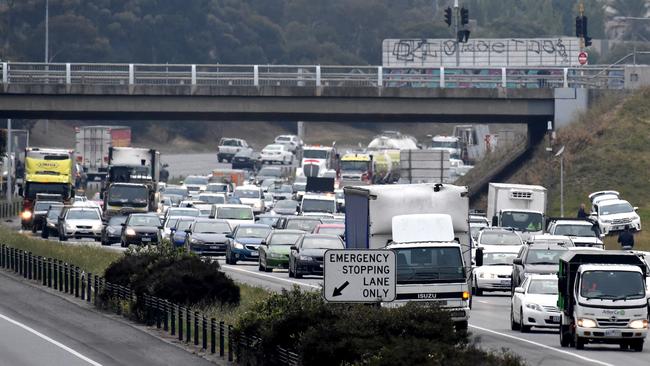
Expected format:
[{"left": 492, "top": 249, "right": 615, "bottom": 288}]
[
  {"left": 57, "top": 206, "right": 103, "bottom": 241},
  {"left": 511, "top": 243, "right": 570, "bottom": 292},
  {"left": 217, "top": 138, "right": 251, "bottom": 163},
  {"left": 546, "top": 219, "right": 604, "bottom": 249}
]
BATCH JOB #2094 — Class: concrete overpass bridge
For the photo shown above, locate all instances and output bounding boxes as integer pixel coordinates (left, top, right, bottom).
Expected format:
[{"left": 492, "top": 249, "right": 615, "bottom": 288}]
[{"left": 0, "top": 62, "right": 625, "bottom": 130}]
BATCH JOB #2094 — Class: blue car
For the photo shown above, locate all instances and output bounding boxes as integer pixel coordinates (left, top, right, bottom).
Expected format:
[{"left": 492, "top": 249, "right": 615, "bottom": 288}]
[
  {"left": 170, "top": 217, "right": 196, "bottom": 247},
  {"left": 225, "top": 224, "right": 272, "bottom": 265}
]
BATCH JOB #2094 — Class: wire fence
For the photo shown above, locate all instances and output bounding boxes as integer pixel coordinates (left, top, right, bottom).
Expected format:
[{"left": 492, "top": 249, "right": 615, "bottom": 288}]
[{"left": 0, "top": 244, "right": 300, "bottom": 366}]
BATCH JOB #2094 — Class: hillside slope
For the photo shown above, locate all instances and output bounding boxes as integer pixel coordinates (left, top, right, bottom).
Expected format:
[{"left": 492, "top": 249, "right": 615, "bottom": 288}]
[{"left": 485, "top": 88, "right": 650, "bottom": 249}]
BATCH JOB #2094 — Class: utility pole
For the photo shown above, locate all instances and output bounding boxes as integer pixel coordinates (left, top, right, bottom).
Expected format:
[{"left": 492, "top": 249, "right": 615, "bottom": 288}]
[
  {"left": 44, "top": 0, "right": 50, "bottom": 134},
  {"left": 6, "top": 119, "right": 12, "bottom": 202}
]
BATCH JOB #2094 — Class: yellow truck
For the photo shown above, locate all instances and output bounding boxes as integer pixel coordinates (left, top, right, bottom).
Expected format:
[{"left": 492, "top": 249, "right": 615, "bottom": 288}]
[{"left": 339, "top": 151, "right": 399, "bottom": 185}]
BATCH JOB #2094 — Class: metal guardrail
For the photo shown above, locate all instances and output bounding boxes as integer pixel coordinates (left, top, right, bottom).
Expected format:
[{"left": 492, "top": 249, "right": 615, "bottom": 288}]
[
  {"left": 0, "top": 244, "right": 301, "bottom": 366},
  {"left": 0, "top": 199, "right": 21, "bottom": 219},
  {"left": 0, "top": 62, "right": 626, "bottom": 90}
]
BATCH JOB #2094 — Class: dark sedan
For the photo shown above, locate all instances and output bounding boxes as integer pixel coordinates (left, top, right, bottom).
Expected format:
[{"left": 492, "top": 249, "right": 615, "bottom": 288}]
[
  {"left": 121, "top": 213, "right": 162, "bottom": 247},
  {"left": 225, "top": 224, "right": 272, "bottom": 265},
  {"left": 102, "top": 215, "right": 127, "bottom": 246},
  {"left": 232, "top": 150, "right": 262, "bottom": 171},
  {"left": 31, "top": 201, "right": 63, "bottom": 233},
  {"left": 184, "top": 219, "right": 232, "bottom": 256},
  {"left": 289, "top": 234, "right": 344, "bottom": 278}
]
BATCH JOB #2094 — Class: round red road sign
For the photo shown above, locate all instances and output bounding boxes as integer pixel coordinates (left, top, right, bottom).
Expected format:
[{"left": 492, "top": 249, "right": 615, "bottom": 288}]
[{"left": 578, "top": 51, "right": 588, "bottom": 65}]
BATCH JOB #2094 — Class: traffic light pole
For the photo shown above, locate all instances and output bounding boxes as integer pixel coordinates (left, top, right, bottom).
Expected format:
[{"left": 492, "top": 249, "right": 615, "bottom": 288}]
[{"left": 454, "top": 0, "right": 460, "bottom": 67}]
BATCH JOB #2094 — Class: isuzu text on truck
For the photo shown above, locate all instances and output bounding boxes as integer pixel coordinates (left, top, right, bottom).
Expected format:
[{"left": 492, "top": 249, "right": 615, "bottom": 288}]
[
  {"left": 558, "top": 251, "right": 648, "bottom": 351},
  {"left": 344, "top": 183, "right": 472, "bottom": 331}
]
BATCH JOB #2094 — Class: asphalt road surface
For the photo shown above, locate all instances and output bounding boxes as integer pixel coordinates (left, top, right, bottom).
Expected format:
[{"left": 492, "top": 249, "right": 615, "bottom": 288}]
[
  {"left": 218, "top": 260, "right": 649, "bottom": 366},
  {"left": 0, "top": 271, "right": 213, "bottom": 366},
  {"left": 162, "top": 153, "right": 226, "bottom": 179}
]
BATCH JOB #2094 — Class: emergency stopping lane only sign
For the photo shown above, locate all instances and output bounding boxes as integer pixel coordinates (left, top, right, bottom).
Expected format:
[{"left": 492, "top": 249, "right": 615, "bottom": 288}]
[{"left": 323, "top": 249, "right": 396, "bottom": 303}]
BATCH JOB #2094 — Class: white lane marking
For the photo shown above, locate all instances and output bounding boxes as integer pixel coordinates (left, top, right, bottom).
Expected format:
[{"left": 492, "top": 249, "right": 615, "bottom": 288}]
[
  {"left": 222, "top": 265, "right": 320, "bottom": 289},
  {"left": 469, "top": 324, "right": 614, "bottom": 366},
  {"left": 476, "top": 300, "right": 490, "bottom": 304},
  {"left": 0, "top": 312, "right": 103, "bottom": 366}
]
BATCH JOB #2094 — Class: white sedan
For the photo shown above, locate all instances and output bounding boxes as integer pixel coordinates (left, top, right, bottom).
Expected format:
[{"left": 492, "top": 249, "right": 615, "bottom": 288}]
[
  {"left": 511, "top": 274, "right": 561, "bottom": 332},
  {"left": 260, "top": 144, "right": 293, "bottom": 165},
  {"left": 472, "top": 249, "right": 519, "bottom": 295}
]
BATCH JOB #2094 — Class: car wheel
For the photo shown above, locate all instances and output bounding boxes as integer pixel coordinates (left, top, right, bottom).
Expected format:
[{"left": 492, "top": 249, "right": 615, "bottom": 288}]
[
  {"left": 288, "top": 261, "right": 294, "bottom": 277},
  {"left": 59, "top": 233, "right": 67, "bottom": 242},
  {"left": 294, "top": 268, "right": 303, "bottom": 279},
  {"left": 258, "top": 259, "right": 264, "bottom": 272},
  {"left": 510, "top": 305, "right": 520, "bottom": 331},
  {"left": 519, "top": 309, "right": 530, "bottom": 333},
  {"left": 620, "top": 342, "right": 629, "bottom": 350},
  {"left": 41, "top": 227, "right": 49, "bottom": 239},
  {"left": 120, "top": 240, "right": 127, "bottom": 248},
  {"left": 631, "top": 340, "right": 644, "bottom": 352},
  {"left": 559, "top": 325, "right": 571, "bottom": 347},
  {"left": 32, "top": 224, "right": 37, "bottom": 233},
  {"left": 230, "top": 253, "right": 237, "bottom": 265},
  {"left": 575, "top": 331, "right": 585, "bottom": 350},
  {"left": 475, "top": 280, "right": 483, "bottom": 296}
]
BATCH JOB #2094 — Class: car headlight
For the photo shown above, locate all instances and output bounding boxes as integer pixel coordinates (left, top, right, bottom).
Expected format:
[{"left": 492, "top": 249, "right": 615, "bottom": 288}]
[
  {"left": 92, "top": 224, "right": 102, "bottom": 231},
  {"left": 125, "top": 228, "right": 136, "bottom": 236},
  {"left": 253, "top": 202, "right": 262, "bottom": 209},
  {"left": 191, "top": 238, "right": 205, "bottom": 245},
  {"left": 525, "top": 303, "right": 543, "bottom": 312},
  {"left": 629, "top": 319, "right": 648, "bottom": 329},
  {"left": 299, "top": 255, "right": 314, "bottom": 261},
  {"left": 66, "top": 223, "right": 75, "bottom": 230},
  {"left": 107, "top": 227, "right": 116, "bottom": 234},
  {"left": 234, "top": 242, "right": 244, "bottom": 249},
  {"left": 577, "top": 318, "right": 597, "bottom": 328},
  {"left": 21, "top": 211, "right": 33, "bottom": 220},
  {"left": 479, "top": 273, "right": 497, "bottom": 279},
  {"left": 602, "top": 219, "right": 612, "bottom": 224},
  {"left": 269, "top": 252, "right": 283, "bottom": 258}
]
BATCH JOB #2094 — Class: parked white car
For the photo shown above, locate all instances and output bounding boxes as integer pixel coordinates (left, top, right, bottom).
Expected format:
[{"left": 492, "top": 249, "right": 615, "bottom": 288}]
[
  {"left": 472, "top": 248, "right": 519, "bottom": 295},
  {"left": 590, "top": 198, "right": 641, "bottom": 235},
  {"left": 546, "top": 219, "right": 604, "bottom": 249},
  {"left": 260, "top": 144, "right": 293, "bottom": 165},
  {"left": 510, "top": 274, "right": 561, "bottom": 332},
  {"left": 233, "top": 185, "right": 265, "bottom": 213}
]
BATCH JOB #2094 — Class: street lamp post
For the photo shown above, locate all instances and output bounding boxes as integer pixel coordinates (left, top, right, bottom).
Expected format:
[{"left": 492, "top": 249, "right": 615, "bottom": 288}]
[
  {"left": 555, "top": 146, "right": 565, "bottom": 217},
  {"left": 45, "top": 0, "right": 49, "bottom": 134},
  {"left": 6, "top": 119, "right": 12, "bottom": 202}
]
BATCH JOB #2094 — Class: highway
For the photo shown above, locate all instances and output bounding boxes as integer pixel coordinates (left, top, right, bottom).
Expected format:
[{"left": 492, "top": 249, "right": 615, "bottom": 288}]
[{"left": 0, "top": 271, "right": 213, "bottom": 366}]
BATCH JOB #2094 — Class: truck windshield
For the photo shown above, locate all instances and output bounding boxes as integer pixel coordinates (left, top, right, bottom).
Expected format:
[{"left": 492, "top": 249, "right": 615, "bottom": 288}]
[
  {"left": 107, "top": 185, "right": 148, "bottom": 207},
  {"left": 501, "top": 211, "right": 543, "bottom": 232},
  {"left": 395, "top": 247, "right": 465, "bottom": 284},
  {"left": 479, "top": 231, "right": 521, "bottom": 245},
  {"left": 302, "top": 199, "right": 335, "bottom": 213},
  {"left": 580, "top": 271, "right": 646, "bottom": 300},
  {"left": 340, "top": 161, "right": 369, "bottom": 172},
  {"left": 431, "top": 141, "right": 458, "bottom": 149},
  {"left": 483, "top": 252, "right": 518, "bottom": 266},
  {"left": 553, "top": 224, "right": 598, "bottom": 237},
  {"left": 185, "top": 176, "right": 208, "bottom": 185},
  {"left": 303, "top": 150, "right": 328, "bottom": 159}
]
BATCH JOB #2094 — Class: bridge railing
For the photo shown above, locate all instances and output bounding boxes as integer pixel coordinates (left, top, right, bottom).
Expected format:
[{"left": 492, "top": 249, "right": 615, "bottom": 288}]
[{"left": 0, "top": 62, "right": 626, "bottom": 90}]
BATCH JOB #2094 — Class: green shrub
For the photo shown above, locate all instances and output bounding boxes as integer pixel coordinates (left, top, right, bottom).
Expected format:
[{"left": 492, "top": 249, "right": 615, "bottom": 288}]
[{"left": 236, "top": 288, "right": 523, "bottom": 366}]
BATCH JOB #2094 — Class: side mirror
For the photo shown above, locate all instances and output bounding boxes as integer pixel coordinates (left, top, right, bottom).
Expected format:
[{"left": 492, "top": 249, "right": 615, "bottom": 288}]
[
  {"left": 158, "top": 226, "right": 164, "bottom": 230},
  {"left": 120, "top": 223, "right": 126, "bottom": 227},
  {"left": 290, "top": 245, "right": 298, "bottom": 251},
  {"left": 260, "top": 240, "right": 267, "bottom": 245},
  {"left": 185, "top": 229, "right": 191, "bottom": 234},
  {"left": 514, "top": 287, "right": 525, "bottom": 294},
  {"left": 599, "top": 233, "right": 605, "bottom": 238},
  {"left": 475, "top": 247, "right": 484, "bottom": 267},
  {"left": 513, "top": 258, "right": 523, "bottom": 265},
  {"left": 590, "top": 212, "right": 597, "bottom": 216},
  {"left": 491, "top": 216, "right": 498, "bottom": 227},
  {"left": 634, "top": 206, "right": 639, "bottom": 212},
  {"left": 225, "top": 234, "right": 233, "bottom": 239}
]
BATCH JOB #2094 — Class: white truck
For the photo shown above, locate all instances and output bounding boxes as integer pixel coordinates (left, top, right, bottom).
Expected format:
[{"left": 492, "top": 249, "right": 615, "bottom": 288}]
[
  {"left": 344, "top": 183, "right": 471, "bottom": 331},
  {"left": 430, "top": 135, "right": 462, "bottom": 160},
  {"left": 559, "top": 251, "right": 648, "bottom": 351},
  {"left": 487, "top": 183, "right": 547, "bottom": 237},
  {"left": 399, "top": 149, "right": 451, "bottom": 184},
  {"left": 74, "top": 126, "right": 131, "bottom": 182}
]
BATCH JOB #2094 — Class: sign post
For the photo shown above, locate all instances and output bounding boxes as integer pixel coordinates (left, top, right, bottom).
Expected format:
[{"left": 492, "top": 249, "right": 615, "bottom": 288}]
[{"left": 323, "top": 249, "right": 396, "bottom": 303}]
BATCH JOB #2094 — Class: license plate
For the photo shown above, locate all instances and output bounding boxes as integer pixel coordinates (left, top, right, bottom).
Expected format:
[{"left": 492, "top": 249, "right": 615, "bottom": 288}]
[
  {"left": 210, "top": 245, "right": 218, "bottom": 249},
  {"left": 550, "top": 316, "right": 560, "bottom": 323},
  {"left": 605, "top": 329, "right": 620, "bottom": 337},
  {"left": 141, "top": 237, "right": 151, "bottom": 242},
  {"left": 613, "top": 226, "right": 623, "bottom": 231},
  {"left": 500, "top": 280, "right": 510, "bottom": 285},
  {"left": 250, "top": 251, "right": 258, "bottom": 256}
]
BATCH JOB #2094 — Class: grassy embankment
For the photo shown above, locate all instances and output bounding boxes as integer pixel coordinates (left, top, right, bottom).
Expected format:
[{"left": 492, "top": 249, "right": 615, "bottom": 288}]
[{"left": 494, "top": 89, "right": 650, "bottom": 251}]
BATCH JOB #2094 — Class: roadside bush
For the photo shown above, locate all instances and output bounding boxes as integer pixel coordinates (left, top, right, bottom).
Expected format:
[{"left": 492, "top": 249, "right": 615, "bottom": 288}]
[
  {"left": 236, "top": 288, "right": 523, "bottom": 366},
  {"left": 103, "top": 245, "right": 240, "bottom": 312}
]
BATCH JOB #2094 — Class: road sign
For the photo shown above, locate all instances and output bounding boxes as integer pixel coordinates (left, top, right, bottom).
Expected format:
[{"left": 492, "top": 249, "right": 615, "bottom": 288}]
[
  {"left": 323, "top": 249, "right": 396, "bottom": 303},
  {"left": 578, "top": 51, "right": 588, "bottom": 65}
]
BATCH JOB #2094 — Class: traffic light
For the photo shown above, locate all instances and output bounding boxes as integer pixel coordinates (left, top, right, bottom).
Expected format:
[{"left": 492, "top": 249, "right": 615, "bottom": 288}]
[
  {"left": 444, "top": 7, "right": 452, "bottom": 27},
  {"left": 457, "top": 30, "right": 471, "bottom": 43},
  {"left": 575, "top": 16, "right": 583, "bottom": 37},
  {"left": 582, "top": 16, "right": 592, "bottom": 46},
  {"left": 460, "top": 7, "right": 469, "bottom": 26}
]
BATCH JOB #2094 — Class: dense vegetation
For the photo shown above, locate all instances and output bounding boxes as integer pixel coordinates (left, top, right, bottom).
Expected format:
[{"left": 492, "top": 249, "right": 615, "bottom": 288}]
[{"left": 0, "top": 0, "right": 610, "bottom": 65}]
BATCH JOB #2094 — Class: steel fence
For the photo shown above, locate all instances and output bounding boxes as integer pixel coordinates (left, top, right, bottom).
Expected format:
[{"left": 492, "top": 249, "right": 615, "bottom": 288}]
[
  {"left": 0, "top": 244, "right": 300, "bottom": 366},
  {"left": 0, "top": 62, "right": 626, "bottom": 90},
  {"left": 0, "top": 199, "right": 21, "bottom": 219}
]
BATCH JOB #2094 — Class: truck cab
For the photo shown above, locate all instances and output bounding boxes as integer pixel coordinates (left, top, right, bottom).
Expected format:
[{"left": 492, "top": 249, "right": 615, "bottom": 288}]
[
  {"left": 487, "top": 183, "right": 547, "bottom": 240},
  {"left": 559, "top": 252, "right": 649, "bottom": 351},
  {"left": 339, "top": 153, "right": 372, "bottom": 185}
]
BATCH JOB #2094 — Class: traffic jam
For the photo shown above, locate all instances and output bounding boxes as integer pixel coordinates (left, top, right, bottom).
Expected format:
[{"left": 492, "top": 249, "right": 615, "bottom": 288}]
[{"left": 16, "top": 125, "right": 650, "bottom": 353}]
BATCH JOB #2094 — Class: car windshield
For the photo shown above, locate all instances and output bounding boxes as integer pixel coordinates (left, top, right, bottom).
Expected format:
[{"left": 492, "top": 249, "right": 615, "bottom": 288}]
[
  {"left": 483, "top": 252, "right": 518, "bottom": 266},
  {"left": 47, "top": 208, "right": 62, "bottom": 219},
  {"left": 108, "top": 216, "right": 127, "bottom": 226},
  {"left": 580, "top": 271, "right": 646, "bottom": 300},
  {"left": 206, "top": 184, "right": 228, "bottom": 192},
  {"left": 67, "top": 210, "right": 100, "bottom": 220},
  {"left": 303, "top": 149, "right": 328, "bottom": 159},
  {"left": 264, "top": 145, "right": 282, "bottom": 151},
  {"left": 34, "top": 202, "right": 55, "bottom": 211},
  {"left": 302, "top": 199, "right": 335, "bottom": 213},
  {"left": 501, "top": 211, "right": 543, "bottom": 232},
  {"left": 168, "top": 208, "right": 200, "bottom": 217},
  {"left": 107, "top": 185, "right": 149, "bottom": 207},
  {"left": 479, "top": 231, "right": 521, "bottom": 245},
  {"left": 269, "top": 233, "right": 303, "bottom": 245},
  {"left": 258, "top": 168, "right": 282, "bottom": 177},
  {"left": 198, "top": 195, "right": 225, "bottom": 204},
  {"left": 218, "top": 207, "right": 254, "bottom": 220},
  {"left": 234, "top": 189, "right": 260, "bottom": 199},
  {"left": 600, "top": 202, "right": 634, "bottom": 215},
  {"left": 395, "top": 247, "right": 465, "bottom": 284},
  {"left": 553, "top": 224, "right": 598, "bottom": 237},
  {"left": 525, "top": 249, "right": 566, "bottom": 265},
  {"left": 220, "top": 139, "right": 240, "bottom": 146},
  {"left": 236, "top": 226, "right": 271, "bottom": 238},
  {"left": 302, "top": 237, "right": 343, "bottom": 249},
  {"left": 174, "top": 219, "right": 194, "bottom": 231},
  {"left": 256, "top": 216, "right": 280, "bottom": 226},
  {"left": 528, "top": 279, "right": 558, "bottom": 295},
  {"left": 276, "top": 136, "right": 292, "bottom": 142},
  {"left": 340, "top": 161, "right": 369, "bottom": 171},
  {"left": 286, "top": 219, "right": 320, "bottom": 232},
  {"left": 317, "top": 227, "right": 344, "bottom": 236},
  {"left": 277, "top": 185, "right": 293, "bottom": 193},
  {"left": 194, "top": 222, "right": 230, "bottom": 234},
  {"left": 129, "top": 216, "right": 161, "bottom": 227},
  {"left": 184, "top": 176, "right": 208, "bottom": 185},
  {"left": 165, "top": 218, "right": 179, "bottom": 228},
  {"left": 164, "top": 187, "right": 188, "bottom": 196}
]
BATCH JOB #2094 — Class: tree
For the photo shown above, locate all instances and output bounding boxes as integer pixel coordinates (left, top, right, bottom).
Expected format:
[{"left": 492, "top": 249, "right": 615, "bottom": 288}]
[{"left": 604, "top": 0, "right": 650, "bottom": 41}]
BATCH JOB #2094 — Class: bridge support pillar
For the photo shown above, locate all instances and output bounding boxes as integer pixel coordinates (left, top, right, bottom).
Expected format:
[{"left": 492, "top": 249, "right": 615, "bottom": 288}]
[{"left": 554, "top": 88, "right": 588, "bottom": 128}]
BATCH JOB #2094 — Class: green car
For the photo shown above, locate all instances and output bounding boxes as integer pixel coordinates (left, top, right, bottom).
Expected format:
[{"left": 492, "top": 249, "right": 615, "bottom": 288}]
[{"left": 258, "top": 230, "right": 305, "bottom": 272}]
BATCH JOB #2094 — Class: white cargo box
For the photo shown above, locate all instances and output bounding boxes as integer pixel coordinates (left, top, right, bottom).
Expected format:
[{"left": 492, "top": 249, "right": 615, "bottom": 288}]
[{"left": 392, "top": 214, "right": 454, "bottom": 243}]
